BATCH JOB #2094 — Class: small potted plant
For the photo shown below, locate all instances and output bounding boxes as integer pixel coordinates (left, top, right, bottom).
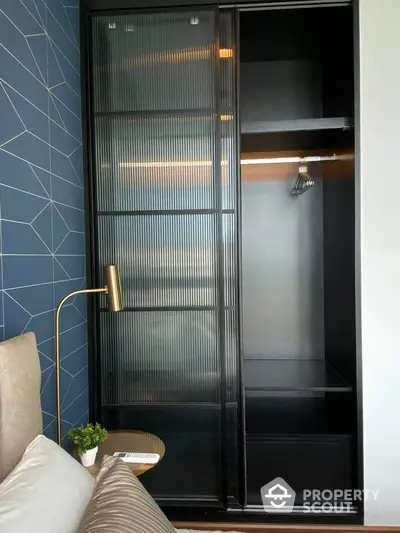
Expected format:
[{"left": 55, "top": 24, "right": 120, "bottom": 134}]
[{"left": 68, "top": 423, "right": 108, "bottom": 467}]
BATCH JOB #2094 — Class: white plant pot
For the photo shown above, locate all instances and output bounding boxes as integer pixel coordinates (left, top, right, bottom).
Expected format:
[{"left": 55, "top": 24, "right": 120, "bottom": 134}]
[{"left": 80, "top": 446, "right": 98, "bottom": 467}]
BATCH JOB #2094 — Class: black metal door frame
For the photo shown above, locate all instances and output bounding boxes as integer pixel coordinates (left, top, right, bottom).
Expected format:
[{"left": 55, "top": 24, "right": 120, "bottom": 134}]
[{"left": 82, "top": 4, "right": 244, "bottom": 511}]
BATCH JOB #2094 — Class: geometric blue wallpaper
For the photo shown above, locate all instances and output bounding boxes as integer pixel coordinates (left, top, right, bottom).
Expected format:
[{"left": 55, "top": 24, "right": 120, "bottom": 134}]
[{"left": 0, "top": 0, "right": 88, "bottom": 444}]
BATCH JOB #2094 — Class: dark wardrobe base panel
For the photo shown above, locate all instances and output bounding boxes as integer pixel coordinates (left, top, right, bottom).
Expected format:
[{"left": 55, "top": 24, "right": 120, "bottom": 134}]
[
  {"left": 168, "top": 509, "right": 362, "bottom": 525},
  {"left": 246, "top": 435, "right": 353, "bottom": 507},
  {"left": 173, "top": 524, "right": 398, "bottom": 532}
]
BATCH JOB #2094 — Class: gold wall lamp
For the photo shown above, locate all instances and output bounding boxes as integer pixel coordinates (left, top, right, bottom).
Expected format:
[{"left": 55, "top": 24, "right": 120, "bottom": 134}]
[{"left": 55, "top": 265, "right": 123, "bottom": 445}]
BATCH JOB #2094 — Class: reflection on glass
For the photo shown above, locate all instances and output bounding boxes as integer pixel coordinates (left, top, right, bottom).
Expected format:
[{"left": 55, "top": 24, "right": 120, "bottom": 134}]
[
  {"left": 101, "top": 311, "right": 219, "bottom": 404},
  {"left": 99, "top": 215, "right": 218, "bottom": 308}
]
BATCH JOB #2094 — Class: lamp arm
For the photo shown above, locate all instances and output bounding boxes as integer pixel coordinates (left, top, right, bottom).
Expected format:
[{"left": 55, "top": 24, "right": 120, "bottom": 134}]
[{"left": 55, "top": 287, "right": 106, "bottom": 445}]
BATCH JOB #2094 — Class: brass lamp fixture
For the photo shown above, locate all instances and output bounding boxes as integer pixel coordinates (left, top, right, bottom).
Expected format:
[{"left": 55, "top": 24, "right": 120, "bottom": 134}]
[{"left": 55, "top": 265, "right": 123, "bottom": 445}]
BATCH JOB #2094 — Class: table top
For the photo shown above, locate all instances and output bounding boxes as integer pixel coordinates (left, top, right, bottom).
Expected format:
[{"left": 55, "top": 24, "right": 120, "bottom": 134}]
[{"left": 85, "top": 430, "right": 165, "bottom": 477}]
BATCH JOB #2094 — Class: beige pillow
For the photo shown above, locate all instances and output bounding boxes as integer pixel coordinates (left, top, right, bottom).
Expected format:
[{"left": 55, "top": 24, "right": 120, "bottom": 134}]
[
  {"left": 0, "top": 332, "right": 42, "bottom": 481},
  {"left": 78, "top": 455, "right": 176, "bottom": 533},
  {"left": 0, "top": 435, "right": 94, "bottom": 533}
]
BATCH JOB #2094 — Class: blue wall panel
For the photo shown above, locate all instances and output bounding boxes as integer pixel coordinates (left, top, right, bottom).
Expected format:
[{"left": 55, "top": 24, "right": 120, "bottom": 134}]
[{"left": 0, "top": 0, "right": 87, "bottom": 443}]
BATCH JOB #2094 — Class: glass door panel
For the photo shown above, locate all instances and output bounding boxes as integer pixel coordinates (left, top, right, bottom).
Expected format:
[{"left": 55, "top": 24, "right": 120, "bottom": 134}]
[{"left": 91, "top": 8, "right": 239, "bottom": 507}]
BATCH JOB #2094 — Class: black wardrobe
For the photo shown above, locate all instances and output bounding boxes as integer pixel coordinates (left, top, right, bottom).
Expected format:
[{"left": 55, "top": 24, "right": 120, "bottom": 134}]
[{"left": 84, "top": 0, "right": 360, "bottom": 524}]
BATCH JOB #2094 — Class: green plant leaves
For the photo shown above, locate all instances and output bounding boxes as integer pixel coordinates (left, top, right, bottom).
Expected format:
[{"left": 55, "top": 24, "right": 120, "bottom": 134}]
[{"left": 67, "top": 423, "right": 108, "bottom": 455}]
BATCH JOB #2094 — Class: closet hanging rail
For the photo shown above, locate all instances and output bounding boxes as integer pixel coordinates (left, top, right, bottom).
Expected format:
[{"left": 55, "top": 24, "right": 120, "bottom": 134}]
[
  {"left": 240, "top": 154, "right": 354, "bottom": 165},
  {"left": 290, "top": 154, "right": 353, "bottom": 196}
]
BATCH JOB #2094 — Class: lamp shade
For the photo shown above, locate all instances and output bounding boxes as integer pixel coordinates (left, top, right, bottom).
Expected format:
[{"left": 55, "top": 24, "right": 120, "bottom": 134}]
[{"left": 104, "top": 265, "right": 123, "bottom": 312}]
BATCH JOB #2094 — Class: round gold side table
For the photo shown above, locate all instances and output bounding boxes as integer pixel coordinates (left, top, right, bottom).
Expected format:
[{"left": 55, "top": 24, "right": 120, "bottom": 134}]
[{"left": 84, "top": 430, "right": 165, "bottom": 477}]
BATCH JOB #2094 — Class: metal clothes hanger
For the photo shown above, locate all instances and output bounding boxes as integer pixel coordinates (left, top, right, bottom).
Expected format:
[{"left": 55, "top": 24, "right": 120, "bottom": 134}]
[{"left": 291, "top": 160, "right": 315, "bottom": 196}]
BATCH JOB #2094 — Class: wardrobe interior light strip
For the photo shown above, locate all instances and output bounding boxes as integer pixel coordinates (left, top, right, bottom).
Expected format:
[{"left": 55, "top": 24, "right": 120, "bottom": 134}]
[{"left": 117, "top": 154, "right": 353, "bottom": 169}]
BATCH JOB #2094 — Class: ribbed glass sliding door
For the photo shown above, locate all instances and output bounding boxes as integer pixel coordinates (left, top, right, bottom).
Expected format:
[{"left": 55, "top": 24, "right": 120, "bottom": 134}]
[{"left": 91, "top": 9, "right": 239, "bottom": 507}]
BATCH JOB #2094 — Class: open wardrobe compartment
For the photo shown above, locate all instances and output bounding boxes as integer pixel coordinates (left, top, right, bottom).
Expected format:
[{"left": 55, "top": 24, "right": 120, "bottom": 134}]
[
  {"left": 84, "top": 0, "right": 360, "bottom": 525},
  {"left": 240, "top": 5, "right": 356, "bottom": 512}
]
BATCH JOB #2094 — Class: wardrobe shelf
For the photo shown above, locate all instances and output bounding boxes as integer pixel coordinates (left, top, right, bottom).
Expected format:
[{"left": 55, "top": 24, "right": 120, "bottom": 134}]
[
  {"left": 246, "top": 433, "right": 352, "bottom": 442},
  {"left": 244, "top": 359, "right": 352, "bottom": 393},
  {"left": 241, "top": 116, "right": 352, "bottom": 135}
]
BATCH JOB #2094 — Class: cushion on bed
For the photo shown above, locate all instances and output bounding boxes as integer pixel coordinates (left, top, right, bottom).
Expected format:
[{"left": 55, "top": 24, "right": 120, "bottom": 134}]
[
  {"left": 78, "top": 455, "right": 176, "bottom": 533},
  {"left": 0, "top": 332, "right": 42, "bottom": 482},
  {"left": 0, "top": 435, "right": 94, "bottom": 533}
]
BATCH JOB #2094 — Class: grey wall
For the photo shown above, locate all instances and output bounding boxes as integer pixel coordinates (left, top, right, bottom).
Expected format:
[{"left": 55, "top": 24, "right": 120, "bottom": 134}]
[
  {"left": 357, "top": 0, "right": 400, "bottom": 525},
  {"left": 240, "top": 60, "right": 322, "bottom": 126},
  {"left": 242, "top": 177, "right": 325, "bottom": 359}
]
